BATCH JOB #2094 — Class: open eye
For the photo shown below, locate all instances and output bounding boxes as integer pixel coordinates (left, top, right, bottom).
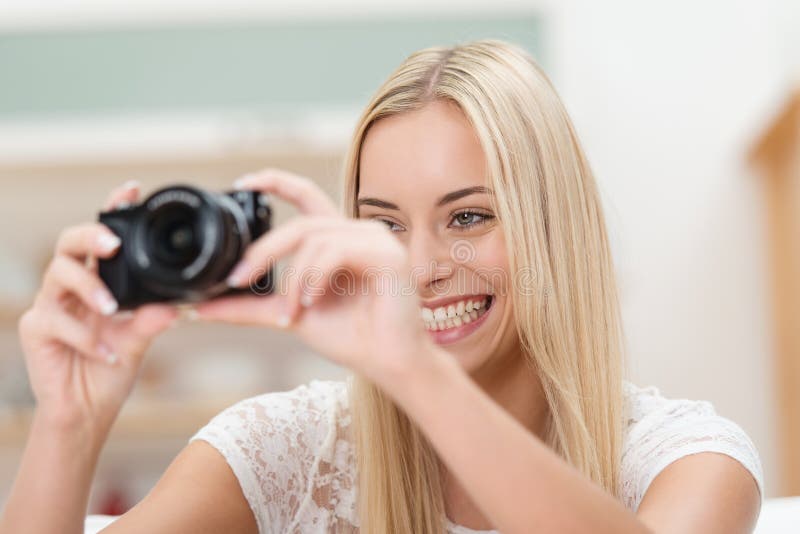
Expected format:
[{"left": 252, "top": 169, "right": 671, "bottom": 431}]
[{"left": 449, "top": 210, "right": 494, "bottom": 230}]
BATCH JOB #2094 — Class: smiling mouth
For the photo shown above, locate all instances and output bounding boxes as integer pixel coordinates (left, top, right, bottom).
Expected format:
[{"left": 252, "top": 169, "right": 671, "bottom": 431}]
[{"left": 420, "top": 295, "right": 493, "bottom": 332}]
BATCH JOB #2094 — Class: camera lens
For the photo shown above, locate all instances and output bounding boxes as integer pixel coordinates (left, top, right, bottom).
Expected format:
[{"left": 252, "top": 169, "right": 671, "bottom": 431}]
[
  {"left": 149, "top": 205, "right": 200, "bottom": 268},
  {"left": 127, "top": 185, "right": 251, "bottom": 299}
]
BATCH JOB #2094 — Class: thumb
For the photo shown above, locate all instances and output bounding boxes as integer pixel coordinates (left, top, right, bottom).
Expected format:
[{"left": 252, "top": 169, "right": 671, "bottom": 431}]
[{"left": 194, "top": 294, "right": 290, "bottom": 329}]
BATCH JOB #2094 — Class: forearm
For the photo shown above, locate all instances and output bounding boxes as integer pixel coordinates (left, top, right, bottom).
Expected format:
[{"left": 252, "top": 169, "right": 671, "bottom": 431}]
[
  {"left": 0, "top": 409, "right": 105, "bottom": 534},
  {"left": 387, "top": 348, "right": 652, "bottom": 534}
]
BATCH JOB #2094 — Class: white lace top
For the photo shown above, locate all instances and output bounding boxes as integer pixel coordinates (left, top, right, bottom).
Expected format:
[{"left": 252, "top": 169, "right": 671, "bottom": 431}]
[{"left": 188, "top": 379, "right": 764, "bottom": 534}]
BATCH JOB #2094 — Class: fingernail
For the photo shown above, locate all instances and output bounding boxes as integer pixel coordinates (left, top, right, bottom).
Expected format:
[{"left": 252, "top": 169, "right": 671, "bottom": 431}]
[
  {"left": 177, "top": 306, "right": 198, "bottom": 321},
  {"left": 98, "top": 343, "right": 118, "bottom": 365},
  {"left": 276, "top": 314, "right": 290, "bottom": 329},
  {"left": 300, "top": 294, "right": 313, "bottom": 308},
  {"left": 233, "top": 174, "right": 256, "bottom": 190},
  {"left": 122, "top": 180, "right": 140, "bottom": 190},
  {"left": 94, "top": 289, "right": 118, "bottom": 316},
  {"left": 226, "top": 263, "right": 249, "bottom": 287},
  {"left": 97, "top": 233, "right": 121, "bottom": 253}
]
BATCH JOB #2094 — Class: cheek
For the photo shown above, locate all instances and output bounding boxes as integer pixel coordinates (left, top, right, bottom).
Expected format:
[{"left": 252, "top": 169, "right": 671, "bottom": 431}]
[{"left": 472, "top": 234, "right": 511, "bottom": 292}]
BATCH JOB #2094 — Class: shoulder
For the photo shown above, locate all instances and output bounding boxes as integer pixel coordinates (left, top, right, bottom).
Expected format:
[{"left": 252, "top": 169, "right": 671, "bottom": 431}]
[
  {"left": 188, "top": 379, "right": 354, "bottom": 533},
  {"left": 619, "top": 381, "right": 764, "bottom": 511},
  {"left": 189, "top": 379, "right": 350, "bottom": 459}
]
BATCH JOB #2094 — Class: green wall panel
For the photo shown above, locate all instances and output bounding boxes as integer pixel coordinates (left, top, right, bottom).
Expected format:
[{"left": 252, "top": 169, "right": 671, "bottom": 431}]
[{"left": 0, "top": 15, "right": 543, "bottom": 120}]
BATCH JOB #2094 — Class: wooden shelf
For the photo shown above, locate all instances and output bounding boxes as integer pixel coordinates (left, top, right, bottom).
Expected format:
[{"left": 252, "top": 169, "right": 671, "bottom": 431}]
[
  {"left": 750, "top": 88, "right": 800, "bottom": 496},
  {"left": 0, "top": 395, "right": 246, "bottom": 448}
]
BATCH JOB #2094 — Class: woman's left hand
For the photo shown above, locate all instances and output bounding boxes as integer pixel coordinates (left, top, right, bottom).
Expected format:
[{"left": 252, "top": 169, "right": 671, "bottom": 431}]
[{"left": 194, "top": 169, "right": 436, "bottom": 385}]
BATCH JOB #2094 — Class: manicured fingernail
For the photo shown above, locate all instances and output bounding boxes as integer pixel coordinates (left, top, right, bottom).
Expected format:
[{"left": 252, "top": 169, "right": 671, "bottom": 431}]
[
  {"left": 97, "top": 233, "right": 121, "bottom": 253},
  {"left": 226, "top": 263, "right": 249, "bottom": 287},
  {"left": 233, "top": 174, "right": 254, "bottom": 189},
  {"left": 177, "top": 306, "right": 198, "bottom": 321},
  {"left": 276, "top": 314, "right": 290, "bottom": 328},
  {"left": 94, "top": 289, "right": 118, "bottom": 316},
  {"left": 300, "top": 294, "right": 313, "bottom": 308},
  {"left": 98, "top": 343, "right": 118, "bottom": 365}
]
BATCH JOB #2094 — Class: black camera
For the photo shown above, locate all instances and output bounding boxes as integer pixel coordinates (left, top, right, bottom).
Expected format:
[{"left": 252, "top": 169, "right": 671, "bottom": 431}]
[{"left": 98, "top": 184, "right": 275, "bottom": 310}]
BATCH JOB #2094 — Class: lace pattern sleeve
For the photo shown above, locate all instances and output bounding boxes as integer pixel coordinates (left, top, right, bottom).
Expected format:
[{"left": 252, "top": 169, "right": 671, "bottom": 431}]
[
  {"left": 187, "top": 380, "right": 347, "bottom": 534},
  {"left": 619, "top": 382, "right": 764, "bottom": 512}
]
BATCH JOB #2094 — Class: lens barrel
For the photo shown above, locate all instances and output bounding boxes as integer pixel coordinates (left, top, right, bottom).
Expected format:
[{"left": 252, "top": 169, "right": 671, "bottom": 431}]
[{"left": 126, "top": 185, "right": 250, "bottom": 299}]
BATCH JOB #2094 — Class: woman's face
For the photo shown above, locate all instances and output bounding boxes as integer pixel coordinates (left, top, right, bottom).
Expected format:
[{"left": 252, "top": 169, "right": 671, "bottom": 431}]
[{"left": 357, "top": 99, "right": 521, "bottom": 374}]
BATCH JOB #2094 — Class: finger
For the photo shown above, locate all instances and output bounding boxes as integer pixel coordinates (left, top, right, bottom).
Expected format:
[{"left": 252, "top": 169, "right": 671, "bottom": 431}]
[
  {"left": 296, "top": 245, "right": 348, "bottom": 311},
  {"left": 40, "top": 255, "right": 119, "bottom": 316},
  {"left": 233, "top": 168, "right": 339, "bottom": 216},
  {"left": 55, "top": 223, "right": 122, "bottom": 261},
  {"left": 193, "top": 293, "right": 290, "bottom": 328},
  {"left": 103, "top": 180, "right": 141, "bottom": 211},
  {"left": 284, "top": 236, "right": 328, "bottom": 323},
  {"left": 226, "top": 216, "right": 342, "bottom": 287},
  {"left": 34, "top": 308, "right": 119, "bottom": 365},
  {"left": 298, "top": 227, "right": 404, "bottom": 300}
]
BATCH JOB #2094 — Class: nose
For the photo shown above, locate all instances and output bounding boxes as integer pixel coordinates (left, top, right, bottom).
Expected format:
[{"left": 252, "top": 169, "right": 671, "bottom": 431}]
[{"left": 406, "top": 227, "right": 454, "bottom": 295}]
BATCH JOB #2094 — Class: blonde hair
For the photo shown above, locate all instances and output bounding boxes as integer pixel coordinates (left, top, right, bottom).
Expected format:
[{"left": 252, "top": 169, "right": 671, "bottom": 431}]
[{"left": 341, "top": 39, "right": 627, "bottom": 533}]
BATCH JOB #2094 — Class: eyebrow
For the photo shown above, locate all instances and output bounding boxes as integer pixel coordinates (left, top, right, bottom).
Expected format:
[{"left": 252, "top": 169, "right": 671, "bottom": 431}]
[{"left": 357, "top": 186, "right": 492, "bottom": 210}]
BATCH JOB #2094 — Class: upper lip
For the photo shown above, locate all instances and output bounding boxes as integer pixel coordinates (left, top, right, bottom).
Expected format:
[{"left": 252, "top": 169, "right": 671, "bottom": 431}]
[{"left": 420, "top": 293, "right": 491, "bottom": 310}]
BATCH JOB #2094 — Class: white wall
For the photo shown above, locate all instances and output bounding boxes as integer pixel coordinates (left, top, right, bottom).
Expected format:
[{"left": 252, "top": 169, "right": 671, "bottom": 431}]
[{"left": 549, "top": 0, "right": 797, "bottom": 496}]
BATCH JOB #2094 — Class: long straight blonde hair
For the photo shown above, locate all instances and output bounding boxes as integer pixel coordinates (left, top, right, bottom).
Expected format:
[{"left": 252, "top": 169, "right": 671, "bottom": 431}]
[{"left": 340, "top": 39, "right": 627, "bottom": 533}]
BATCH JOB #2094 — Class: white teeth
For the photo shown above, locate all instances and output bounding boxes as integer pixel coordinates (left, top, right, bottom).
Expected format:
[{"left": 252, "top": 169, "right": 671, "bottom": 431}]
[{"left": 419, "top": 296, "right": 490, "bottom": 332}]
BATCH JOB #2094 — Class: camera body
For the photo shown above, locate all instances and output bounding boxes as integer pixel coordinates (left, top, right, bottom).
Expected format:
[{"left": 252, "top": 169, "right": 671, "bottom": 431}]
[{"left": 98, "top": 184, "right": 274, "bottom": 310}]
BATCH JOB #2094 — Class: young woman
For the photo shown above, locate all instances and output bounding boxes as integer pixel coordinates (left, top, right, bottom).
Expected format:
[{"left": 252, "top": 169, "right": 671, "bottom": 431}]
[{"left": 0, "top": 39, "right": 762, "bottom": 534}]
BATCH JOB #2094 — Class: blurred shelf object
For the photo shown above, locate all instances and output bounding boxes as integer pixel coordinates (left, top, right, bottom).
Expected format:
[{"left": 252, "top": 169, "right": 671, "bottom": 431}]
[
  {"left": 749, "top": 87, "right": 800, "bottom": 496},
  {"left": 0, "top": 394, "right": 244, "bottom": 448}
]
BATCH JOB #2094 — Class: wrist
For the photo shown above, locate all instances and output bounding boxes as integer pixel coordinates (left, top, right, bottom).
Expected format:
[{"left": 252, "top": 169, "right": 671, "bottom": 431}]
[
  {"left": 33, "top": 405, "right": 110, "bottom": 456},
  {"left": 1, "top": 407, "right": 106, "bottom": 534},
  {"left": 376, "top": 339, "right": 463, "bottom": 409}
]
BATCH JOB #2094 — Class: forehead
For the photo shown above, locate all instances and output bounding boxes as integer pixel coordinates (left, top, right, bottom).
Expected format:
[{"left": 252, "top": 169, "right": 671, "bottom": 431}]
[{"left": 358, "top": 100, "right": 488, "bottom": 204}]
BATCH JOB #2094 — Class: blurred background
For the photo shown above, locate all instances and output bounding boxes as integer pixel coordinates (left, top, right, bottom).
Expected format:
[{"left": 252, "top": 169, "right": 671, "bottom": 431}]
[{"left": 0, "top": 0, "right": 798, "bottom": 516}]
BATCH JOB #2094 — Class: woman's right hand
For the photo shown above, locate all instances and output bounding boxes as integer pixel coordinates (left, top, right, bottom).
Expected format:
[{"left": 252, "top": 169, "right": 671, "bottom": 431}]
[{"left": 17, "top": 181, "right": 179, "bottom": 437}]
